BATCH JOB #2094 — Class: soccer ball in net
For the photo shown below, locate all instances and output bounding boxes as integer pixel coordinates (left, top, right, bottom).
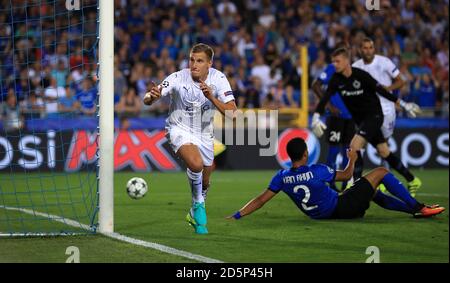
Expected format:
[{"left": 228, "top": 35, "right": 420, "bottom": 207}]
[{"left": 126, "top": 177, "right": 148, "bottom": 199}]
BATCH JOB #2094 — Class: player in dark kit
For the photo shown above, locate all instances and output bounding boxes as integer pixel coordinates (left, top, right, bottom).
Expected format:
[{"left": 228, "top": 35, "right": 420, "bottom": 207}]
[
  {"left": 311, "top": 48, "right": 421, "bottom": 190},
  {"left": 227, "top": 138, "right": 445, "bottom": 220},
  {"left": 312, "top": 61, "right": 355, "bottom": 192},
  {"left": 312, "top": 42, "right": 355, "bottom": 192}
]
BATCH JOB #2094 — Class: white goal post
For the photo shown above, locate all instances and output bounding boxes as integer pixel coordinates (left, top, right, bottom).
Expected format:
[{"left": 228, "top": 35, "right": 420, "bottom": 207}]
[{"left": 98, "top": 0, "right": 114, "bottom": 234}]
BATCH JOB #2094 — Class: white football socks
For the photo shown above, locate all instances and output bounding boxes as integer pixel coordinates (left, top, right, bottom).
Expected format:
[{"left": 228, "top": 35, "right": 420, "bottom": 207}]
[{"left": 187, "top": 168, "right": 204, "bottom": 204}]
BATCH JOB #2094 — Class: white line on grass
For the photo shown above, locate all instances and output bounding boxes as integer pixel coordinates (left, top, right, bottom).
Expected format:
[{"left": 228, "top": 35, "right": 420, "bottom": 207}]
[
  {"left": 0, "top": 205, "right": 223, "bottom": 263},
  {"left": 417, "top": 193, "right": 449, "bottom": 198}
]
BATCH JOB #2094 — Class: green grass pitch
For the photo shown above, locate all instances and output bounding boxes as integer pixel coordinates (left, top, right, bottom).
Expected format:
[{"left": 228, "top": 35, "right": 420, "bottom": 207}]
[{"left": 0, "top": 169, "right": 448, "bottom": 263}]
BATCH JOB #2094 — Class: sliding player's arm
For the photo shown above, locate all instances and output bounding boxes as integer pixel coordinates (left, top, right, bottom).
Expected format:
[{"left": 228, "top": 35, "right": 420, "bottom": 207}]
[
  {"left": 227, "top": 171, "right": 282, "bottom": 220},
  {"left": 335, "top": 148, "right": 358, "bottom": 181},
  {"left": 227, "top": 189, "right": 277, "bottom": 220}
]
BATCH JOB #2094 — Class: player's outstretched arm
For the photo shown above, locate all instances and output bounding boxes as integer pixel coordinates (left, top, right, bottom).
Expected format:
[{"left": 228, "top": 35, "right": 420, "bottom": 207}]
[
  {"left": 386, "top": 75, "right": 405, "bottom": 92},
  {"left": 227, "top": 189, "right": 277, "bottom": 220},
  {"left": 335, "top": 148, "right": 358, "bottom": 181},
  {"left": 375, "top": 84, "right": 422, "bottom": 118}
]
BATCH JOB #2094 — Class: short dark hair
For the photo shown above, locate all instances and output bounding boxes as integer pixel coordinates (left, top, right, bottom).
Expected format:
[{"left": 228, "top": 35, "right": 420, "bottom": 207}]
[
  {"left": 335, "top": 41, "right": 350, "bottom": 50},
  {"left": 286, "top": 138, "right": 307, "bottom": 162},
  {"left": 361, "top": 37, "right": 374, "bottom": 47},
  {"left": 331, "top": 47, "right": 350, "bottom": 58},
  {"left": 191, "top": 43, "right": 214, "bottom": 61}
]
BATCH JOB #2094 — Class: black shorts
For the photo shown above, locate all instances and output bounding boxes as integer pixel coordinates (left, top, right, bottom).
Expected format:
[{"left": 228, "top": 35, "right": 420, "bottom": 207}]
[
  {"left": 330, "top": 177, "right": 375, "bottom": 219},
  {"left": 356, "top": 115, "right": 386, "bottom": 147},
  {"left": 326, "top": 116, "right": 356, "bottom": 145}
]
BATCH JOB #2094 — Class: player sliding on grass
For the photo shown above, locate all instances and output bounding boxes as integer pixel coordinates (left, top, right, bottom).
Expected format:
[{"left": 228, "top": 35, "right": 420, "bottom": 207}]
[
  {"left": 228, "top": 137, "right": 445, "bottom": 220},
  {"left": 144, "top": 43, "right": 237, "bottom": 234}
]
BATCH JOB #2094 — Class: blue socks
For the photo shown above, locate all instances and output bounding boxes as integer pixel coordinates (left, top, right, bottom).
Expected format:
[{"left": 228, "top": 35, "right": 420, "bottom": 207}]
[
  {"left": 373, "top": 190, "right": 414, "bottom": 213},
  {"left": 380, "top": 173, "right": 421, "bottom": 211}
]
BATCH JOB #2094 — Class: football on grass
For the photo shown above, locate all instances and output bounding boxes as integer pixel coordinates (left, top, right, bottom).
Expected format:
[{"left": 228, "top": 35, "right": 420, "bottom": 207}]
[{"left": 126, "top": 177, "right": 148, "bottom": 199}]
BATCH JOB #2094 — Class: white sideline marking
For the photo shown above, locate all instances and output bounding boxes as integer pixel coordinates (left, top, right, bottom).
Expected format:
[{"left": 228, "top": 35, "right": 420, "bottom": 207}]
[
  {"left": 0, "top": 232, "right": 83, "bottom": 237},
  {"left": 417, "top": 193, "right": 449, "bottom": 198},
  {"left": 104, "top": 232, "right": 223, "bottom": 263},
  {"left": 0, "top": 205, "right": 223, "bottom": 263}
]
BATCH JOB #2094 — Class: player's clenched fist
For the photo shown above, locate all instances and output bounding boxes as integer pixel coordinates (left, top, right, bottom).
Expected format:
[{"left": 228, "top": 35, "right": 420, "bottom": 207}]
[
  {"left": 143, "top": 81, "right": 161, "bottom": 105},
  {"left": 199, "top": 79, "right": 213, "bottom": 100}
]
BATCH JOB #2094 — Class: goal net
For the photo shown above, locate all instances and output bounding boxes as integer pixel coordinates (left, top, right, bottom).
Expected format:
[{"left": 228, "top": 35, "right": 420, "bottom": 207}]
[{"left": 0, "top": 0, "right": 102, "bottom": 236}]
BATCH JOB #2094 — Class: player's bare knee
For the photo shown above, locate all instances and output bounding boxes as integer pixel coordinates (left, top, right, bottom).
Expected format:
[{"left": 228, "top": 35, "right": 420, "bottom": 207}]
[
  {"left": 373, "top": 167, "right": 389, "bottom": 187},
  {"left": 378, "top": 147, "right": 390, "bottom": 159},
  {"left": 375, "top": 167, "right": 389, "bottom": 176},
  {"left": 188, "top": 162, "right": 204, "bottom": 173},
  {"left": 364, "top": 167, "right": 389, "bottom": 189}
]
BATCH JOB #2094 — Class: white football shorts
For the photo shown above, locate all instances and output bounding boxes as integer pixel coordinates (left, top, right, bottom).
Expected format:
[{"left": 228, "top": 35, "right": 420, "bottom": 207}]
[
  {"left": 166, "top": 126, "right": 214, "bottom": 167},
  {"left": 381, "top": 111, "right": 396, "bottom": 139}
]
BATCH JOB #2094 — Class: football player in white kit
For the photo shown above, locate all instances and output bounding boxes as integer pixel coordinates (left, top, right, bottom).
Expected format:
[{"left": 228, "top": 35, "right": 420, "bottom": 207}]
[
  {"left": 352, "top": 38, "right": 422, "bottom": 196},
  {"left": 143, "top": 43, "right": 237, "bottom": 234}
]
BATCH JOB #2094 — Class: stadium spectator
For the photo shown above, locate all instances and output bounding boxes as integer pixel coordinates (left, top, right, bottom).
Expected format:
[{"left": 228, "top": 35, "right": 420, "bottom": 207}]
[
  {"left": 51, "top": 59, "right": 69, "bottom": 88},
  {"left": 115, "top": 87, "right": 142, "bottom": 118},
  {"left": 1, "top": 89, "right": 24, "bottom": 132},
  {"left": 262, "top": 89, "right": 280, "bottom": 110},
  {"left": 75, "top": 78, "right": 97, "bottom": 116},
  {"left": 282, "top": 84, "right": 300, "bottom": 108},
  {"left": 0, "top": 0, "right": 447, "bottom": 120},
  {"left": 250, "top": 53, "right": 271, "bottom": 94},
  {"left": 58, "top": 86, "right": 80, "bottom": 116},
  {"left": 20, "top": 92, "right": 45, "bottom": 119},
  {"left": 114, "top": 66, "right": 128, "bottom": 101},
  {"left": 413, "top": 73, "right": 440, "bottom": 110},
  {"left": 239, "top": 79, "right": 261, "bottom": 109},
  {"left": 310, "top": 49, "right": 327, "bottom": 81},
  {"left": 442, "top": 80, "right": 449, "bottom": 117},
  {"left": 44, "top": 77, "right": 66, "bottom": 118}
]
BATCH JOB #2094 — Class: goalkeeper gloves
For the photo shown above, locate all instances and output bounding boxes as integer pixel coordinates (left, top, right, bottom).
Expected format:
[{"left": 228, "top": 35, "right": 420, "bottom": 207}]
[
  {"left": 311, "top": 113, "right": 327, "bottom": 138},
  {"left": 399, "top": 100, "right": 421, "bottom": 118}
]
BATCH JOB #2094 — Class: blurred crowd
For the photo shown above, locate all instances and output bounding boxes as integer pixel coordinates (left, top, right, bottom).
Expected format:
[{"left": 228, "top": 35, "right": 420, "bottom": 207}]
[{"left": 1, "top": 0, "right": 449, "bottom": 131}]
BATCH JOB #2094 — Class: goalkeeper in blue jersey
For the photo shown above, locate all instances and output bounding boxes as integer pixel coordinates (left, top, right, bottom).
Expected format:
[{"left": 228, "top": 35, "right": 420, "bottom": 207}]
[{"left": 228, "top": 138, "right": 444, "bottom": 220}]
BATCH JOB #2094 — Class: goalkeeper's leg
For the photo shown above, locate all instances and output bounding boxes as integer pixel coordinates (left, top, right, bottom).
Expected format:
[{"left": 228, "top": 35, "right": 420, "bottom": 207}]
[
  {"left": 376, "top": 142, "right": 421, "bottom": 197},
  {"left": 349, "top": 134, "right": 367, "bottom": 181}
]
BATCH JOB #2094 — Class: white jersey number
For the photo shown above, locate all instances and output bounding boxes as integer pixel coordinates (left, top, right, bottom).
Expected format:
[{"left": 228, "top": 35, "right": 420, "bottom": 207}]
[{"left": 293, "top": 185, "right": 318, "bottom": 211}]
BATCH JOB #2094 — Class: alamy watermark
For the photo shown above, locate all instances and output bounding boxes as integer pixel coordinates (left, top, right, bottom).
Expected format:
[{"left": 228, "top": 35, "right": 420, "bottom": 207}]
[
  {"left": 365, "top": 246, "right": 380, "bottom": 263},
  {"left": 65, "top": 246, "right": 80, "bottom": 263},
  {"left": 365, "top": 0, "right": 381, "bottom": 11},
  {"left": 169, "top": 109, "right": 279, "bottom": 157},
  {"left": 66, "top": 0, "right": 80, "bottom": 11}
]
